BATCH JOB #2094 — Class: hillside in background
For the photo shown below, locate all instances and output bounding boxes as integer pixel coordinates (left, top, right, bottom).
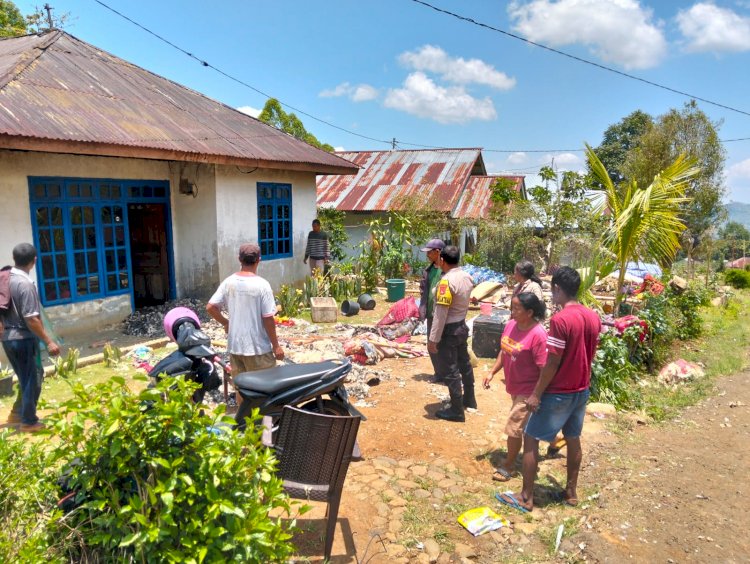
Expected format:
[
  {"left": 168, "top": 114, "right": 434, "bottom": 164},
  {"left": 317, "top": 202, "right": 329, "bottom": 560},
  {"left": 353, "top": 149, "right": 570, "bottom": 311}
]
[{"left": 727, "top": 201, "right": 750, "bottom": 229}]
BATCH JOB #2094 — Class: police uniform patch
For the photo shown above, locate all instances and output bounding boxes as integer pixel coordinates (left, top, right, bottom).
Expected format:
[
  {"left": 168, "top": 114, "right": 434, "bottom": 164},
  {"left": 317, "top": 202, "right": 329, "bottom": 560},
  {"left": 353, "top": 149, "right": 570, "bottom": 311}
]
[{"left": 435, "top": 278, "right": 453, "bottom": 306}]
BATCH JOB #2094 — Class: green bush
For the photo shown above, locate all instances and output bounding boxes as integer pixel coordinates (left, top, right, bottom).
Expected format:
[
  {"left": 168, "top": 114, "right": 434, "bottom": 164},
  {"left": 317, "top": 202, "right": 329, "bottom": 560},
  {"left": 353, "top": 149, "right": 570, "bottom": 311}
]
[
  {"left": 42, "top": 375, "right": 299, "bottom": 562},
  {"left": 725, "top": 269, "right": 750, "bottom": 289},
  {"left": 590, "top": 332, "right": 641, "bottom": 410},
  {"left": 0, "top": 434, "right": 60, "bottom": 562}
]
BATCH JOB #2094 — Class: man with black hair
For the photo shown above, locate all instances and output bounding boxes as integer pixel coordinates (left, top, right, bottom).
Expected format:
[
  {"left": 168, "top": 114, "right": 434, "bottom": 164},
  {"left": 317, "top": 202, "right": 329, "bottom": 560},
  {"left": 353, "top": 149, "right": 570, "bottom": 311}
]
[
  {"left": 207, "top": 243, "right": 284, "bottom": 407},
  {"left": 427, "top": 245, "right": 476, "bottom": 422},
  {"left": 1, "top": 243, "right": 61, "bottom": 432},
  {"left": 498, "top": 266, "right": 601, "bottom": 512},
  {"left": 303, "top": 219, "right": 330, "bottom": 275}
]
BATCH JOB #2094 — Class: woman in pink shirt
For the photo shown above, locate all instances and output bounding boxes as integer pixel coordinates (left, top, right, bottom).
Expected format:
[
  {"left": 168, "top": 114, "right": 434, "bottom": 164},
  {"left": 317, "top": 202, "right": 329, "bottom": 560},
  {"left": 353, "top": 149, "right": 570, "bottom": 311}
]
[{"left": 483, "top": 293, "right": 547, "bottom": 481}]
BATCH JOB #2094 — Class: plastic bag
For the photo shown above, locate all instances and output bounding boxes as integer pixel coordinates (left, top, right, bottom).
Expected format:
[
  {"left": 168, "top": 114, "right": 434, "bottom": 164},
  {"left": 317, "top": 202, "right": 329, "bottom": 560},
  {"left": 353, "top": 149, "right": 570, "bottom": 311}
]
[{"left": 457, "top": 506, "right": 509, "bottom": 536}]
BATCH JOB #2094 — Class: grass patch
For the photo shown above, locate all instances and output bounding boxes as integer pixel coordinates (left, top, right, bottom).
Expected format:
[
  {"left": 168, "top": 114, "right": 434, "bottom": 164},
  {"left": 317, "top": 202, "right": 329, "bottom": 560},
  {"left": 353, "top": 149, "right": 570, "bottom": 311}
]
[
  {"left": 537, "top": 516, "right": 580, "bottom": 555},
  {"left": 641, "top": 290, "right": 750, "bottom": 422}
]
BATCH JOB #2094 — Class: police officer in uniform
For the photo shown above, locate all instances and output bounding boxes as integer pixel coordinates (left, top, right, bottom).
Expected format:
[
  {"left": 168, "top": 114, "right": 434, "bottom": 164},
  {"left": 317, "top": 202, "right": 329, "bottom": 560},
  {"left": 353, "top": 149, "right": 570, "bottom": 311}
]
[{"left": 427, "top": 245, "right": 477, "bottom": 422}]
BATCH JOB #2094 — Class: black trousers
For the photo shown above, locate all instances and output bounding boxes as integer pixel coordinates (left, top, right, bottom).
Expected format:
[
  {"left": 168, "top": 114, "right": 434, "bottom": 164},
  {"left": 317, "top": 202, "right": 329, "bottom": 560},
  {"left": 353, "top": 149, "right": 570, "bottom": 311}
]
[
  {"left": 426, "top": 317, "right": 440, "bottom": 377},
  {"left": 434, "top": 322, "right": 475, "bottom": 405}
]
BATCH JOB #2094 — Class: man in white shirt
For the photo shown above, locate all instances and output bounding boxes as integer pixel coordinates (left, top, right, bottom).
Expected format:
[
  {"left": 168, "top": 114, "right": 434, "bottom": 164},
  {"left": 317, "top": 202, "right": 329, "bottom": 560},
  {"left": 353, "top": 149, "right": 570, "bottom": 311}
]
[{"left": 207, "top": 243, "right": 284, "bottom": 407}]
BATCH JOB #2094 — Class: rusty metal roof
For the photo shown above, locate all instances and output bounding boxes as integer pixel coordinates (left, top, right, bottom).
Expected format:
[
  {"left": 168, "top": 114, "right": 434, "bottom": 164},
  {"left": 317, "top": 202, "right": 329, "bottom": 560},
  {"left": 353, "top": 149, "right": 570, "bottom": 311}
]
[
  {"left": 452, "top": 175, "right": 526, "bottom": 219},
  {"left": 316, "top": 148, "right": 486, "bottom": 213},
  {"left": 0, "top": 31, "right": 358, "bottom": 175}
]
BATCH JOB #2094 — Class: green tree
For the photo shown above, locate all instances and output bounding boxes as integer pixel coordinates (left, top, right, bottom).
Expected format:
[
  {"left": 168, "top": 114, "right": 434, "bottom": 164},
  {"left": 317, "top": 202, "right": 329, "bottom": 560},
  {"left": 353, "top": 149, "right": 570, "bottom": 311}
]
[
  {"left": 623, "top": 101, "right": 726, "bottom": 273},
  {"left": 316, "top": 206, "right": 349, "bottom": 261},
  {"left": 0, "top": 0, "right": 26, "bottom": 36},
  {"left": 719, "top": 221, "right": 750, "bottom": 260},
  {"left": 258, "top": 98, "right": 334, "bottom": 152},
  {"left": 587, "top": 143, "right": 700, "bottom": 309},
  {"left": 591, "top": 109, "right": 654, "bottom": 184}
]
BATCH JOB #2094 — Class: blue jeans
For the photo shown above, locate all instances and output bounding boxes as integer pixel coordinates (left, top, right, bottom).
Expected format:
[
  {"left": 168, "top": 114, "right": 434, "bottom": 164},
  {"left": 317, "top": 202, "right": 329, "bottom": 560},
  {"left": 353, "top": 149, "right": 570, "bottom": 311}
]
[
  {"left": 2, "top": 338, "right": 44, "bottom": 425},
  {"left": 524, "top": 389, "right": 590, "bottom": 443}
]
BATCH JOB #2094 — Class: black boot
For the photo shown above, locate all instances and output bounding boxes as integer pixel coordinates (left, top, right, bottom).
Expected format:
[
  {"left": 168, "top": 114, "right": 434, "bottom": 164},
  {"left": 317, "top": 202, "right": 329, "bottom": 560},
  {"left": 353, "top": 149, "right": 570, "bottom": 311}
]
[
  {"left": 436, "top": 388, "right": 465, "bottom": 422},
  {"left": 463, "top": 387, "right": 478, "bottom": 410}
]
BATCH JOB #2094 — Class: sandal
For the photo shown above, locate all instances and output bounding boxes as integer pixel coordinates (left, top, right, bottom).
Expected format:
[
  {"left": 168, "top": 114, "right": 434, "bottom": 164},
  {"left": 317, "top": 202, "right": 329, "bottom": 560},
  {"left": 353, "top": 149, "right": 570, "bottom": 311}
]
[
  {"left": 492, "top": 467, "right": 514, "bottom": 482},
  {"left": 547, "top": 437, "right": 567, "bottom": 457}
]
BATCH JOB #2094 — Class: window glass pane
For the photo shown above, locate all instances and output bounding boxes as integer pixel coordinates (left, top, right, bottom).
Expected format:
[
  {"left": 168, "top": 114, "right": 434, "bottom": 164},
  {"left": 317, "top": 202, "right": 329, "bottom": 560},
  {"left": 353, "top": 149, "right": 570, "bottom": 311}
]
[
  {"left": 51, "top": 207, "right": 63, "bottom": 225},
  {"left": 117, "top": 249, "right": 127, "bottom": 269},
  {"left": 100, "top": 185, "right": 110, "bottom": 198},
  {"left": 77, "top": 277, "right": 89, "bottom": 295},
  {"left": 74, "top": 253, "right": 85, "bottom": 273},
  {"left": 106, "top": 250, "right": 115, "bottom": 271},
  {"left": 69, "top": 184, "right": 79, "bottom": 197},
  {"left": 71, "top": 207, "right": 82, "bottom": 225},
  {"left": 41, "top": 256, "right": 54, "bottom": 279},
  {"left": 80, "top": 184, "right": 92, "bottom": 198},
  {"left": 120, "top": 272, "right": 129, "bottom": 288},
  {"left": 85, "top": 227, "right": 96, "bottom": 247},
  {"left": 107, "top": 274, "right": 117, "bottom": 291},
  {"left": 55, "top": 254, "right": 68, "bottom": 277},
  {"left": 44, "top": 282, "right": 57, "bottom": 302},
  {"left": 34, "top": 184, "right": 45, "bottom": 198},
  {"left": 53, "top": 228, "right": 65, "bottom": 251},
  {"left": 89, "top": 276, "right": 99, "bottom": 294},
  {"left": 39, "top": 230, "right": 51, "bottom": 253},
  {"left": 73, "top": 228, "right": 84, "bottom": 250},
  {"left": 59, "top": 280, "right": 70, "bottom": 300},
  {"left": 88, "top": 251, "right": 98, "bottom": 273},
  {"left": 103, "top": 226, "right": 113, "bottom": 245},
  {"left": 129, "top": 186, "right": 140, "bottom": 198},
  {"left": 83, "top": 207, "right": 94, "bottom": 224},
  {"left": 36, "top": 207, "right": 49, "bottom": 226},
  {"left": 101, "top": 206, "right": 112, "bottom": 224},
  {"left": 48, "top": 184, "right": 61, "bottom": 198},
  {"left": 154, "top": 186, "right": 165, "bottom": 198},
  {"left": 143, "top": 186, "right": 153, "bottom": 198},
  {"left": 115, "top": 226, "right": 125, "bottom": 245}
]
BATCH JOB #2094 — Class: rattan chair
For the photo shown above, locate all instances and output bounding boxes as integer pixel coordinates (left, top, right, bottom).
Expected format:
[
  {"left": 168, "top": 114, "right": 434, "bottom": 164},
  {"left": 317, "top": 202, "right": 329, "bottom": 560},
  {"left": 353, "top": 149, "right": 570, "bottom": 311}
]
[{"left": 273, "top": 406, "right": 361, "bottom": 561}]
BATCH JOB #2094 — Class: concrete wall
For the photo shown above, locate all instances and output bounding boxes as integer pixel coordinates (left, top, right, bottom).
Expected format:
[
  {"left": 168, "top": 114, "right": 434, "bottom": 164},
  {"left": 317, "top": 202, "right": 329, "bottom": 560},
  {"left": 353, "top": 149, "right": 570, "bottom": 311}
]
[{"left": 214, "top": 166, "right": 318, "bottom": 291}]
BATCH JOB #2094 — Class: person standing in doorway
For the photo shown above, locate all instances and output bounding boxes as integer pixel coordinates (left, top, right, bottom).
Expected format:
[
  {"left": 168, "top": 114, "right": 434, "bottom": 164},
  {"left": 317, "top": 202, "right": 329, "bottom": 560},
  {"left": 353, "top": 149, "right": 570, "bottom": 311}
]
[
  {"left": 427, "top": 245, "right": 476, "bottom": 422},
  {"left": 303, "top": 219, "right": 330, "bottom": 275},
  {"left": 1, "top": 243, "right": 61, "bottom": 432},
  {"left": 418, "top": 238, "right": 445, "bottom": 384},
  {"left": 207, "top": 243, "right": 284, "bottom": 412},
  {"left": 499, "top": 266, "right": 601, "bottom": 512}
]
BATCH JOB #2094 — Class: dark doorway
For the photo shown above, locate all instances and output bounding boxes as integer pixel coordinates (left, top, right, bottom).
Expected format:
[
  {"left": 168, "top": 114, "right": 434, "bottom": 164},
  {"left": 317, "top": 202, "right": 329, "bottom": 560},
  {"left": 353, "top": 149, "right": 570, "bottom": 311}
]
[{"left": 128, "top": 203, "right": 170, "bottom": 308}]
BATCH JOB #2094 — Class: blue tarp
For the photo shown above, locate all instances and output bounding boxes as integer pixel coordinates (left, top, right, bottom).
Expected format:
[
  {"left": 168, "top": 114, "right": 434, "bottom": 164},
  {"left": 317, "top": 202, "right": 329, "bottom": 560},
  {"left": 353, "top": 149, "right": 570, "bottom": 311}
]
[
  {"left": 462, "top": 265, "right": 507, "bottom": 285},
  {"left": 612, "top": 261, "right": 662, "bottom": 281}
]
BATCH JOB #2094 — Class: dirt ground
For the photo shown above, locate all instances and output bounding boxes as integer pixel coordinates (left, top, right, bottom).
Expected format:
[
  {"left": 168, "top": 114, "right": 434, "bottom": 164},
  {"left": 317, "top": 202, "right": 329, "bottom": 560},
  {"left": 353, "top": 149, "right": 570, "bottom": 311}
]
[{"left": 3, "top": 296, "right": 749, "bottom": 562}]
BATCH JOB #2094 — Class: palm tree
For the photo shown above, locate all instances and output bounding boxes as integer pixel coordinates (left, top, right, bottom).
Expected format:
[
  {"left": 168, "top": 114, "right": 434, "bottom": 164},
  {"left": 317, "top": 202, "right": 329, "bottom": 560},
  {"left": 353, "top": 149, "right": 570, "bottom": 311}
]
[{"left": 586, "top": 143, "right": 700, "bottom": 310}]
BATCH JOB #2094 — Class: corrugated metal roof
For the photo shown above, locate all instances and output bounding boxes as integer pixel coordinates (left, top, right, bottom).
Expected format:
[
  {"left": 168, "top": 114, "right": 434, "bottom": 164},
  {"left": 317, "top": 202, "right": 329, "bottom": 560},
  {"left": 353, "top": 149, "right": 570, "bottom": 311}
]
[
  {"left": 316, "top": 148, "right": 485, "bottom": 212},
  {"left": 452, "top": 175, "right": 526, "bottom": 219},
  {"left": 0, "top": 31, "right": 358, "bottom": 174}
]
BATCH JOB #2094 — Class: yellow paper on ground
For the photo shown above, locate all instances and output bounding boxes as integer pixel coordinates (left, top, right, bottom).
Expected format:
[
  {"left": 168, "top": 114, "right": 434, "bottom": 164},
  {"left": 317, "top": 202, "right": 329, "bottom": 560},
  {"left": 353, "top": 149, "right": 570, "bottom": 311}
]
[{"left": 457, "top": 506, "right": 510, "bottom": 536}]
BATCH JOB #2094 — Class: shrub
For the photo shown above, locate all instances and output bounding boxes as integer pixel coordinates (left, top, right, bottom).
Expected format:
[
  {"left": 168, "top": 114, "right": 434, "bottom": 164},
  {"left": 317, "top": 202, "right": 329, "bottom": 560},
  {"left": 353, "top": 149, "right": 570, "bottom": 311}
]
[
  {"left": 590, "top": 332, "right": 641, "bottom": 410},
  {"left": 44, "top": 375, "right": 298, "bottom": 562},
  {"left": 276, "top": 284, "right": 304, "bottom": 317},
  {"left": 0, "top": 434, "right": 60, "bottom": 562},
  {"left": 725, "top": 269, "right": 750, "bottom": 289}
]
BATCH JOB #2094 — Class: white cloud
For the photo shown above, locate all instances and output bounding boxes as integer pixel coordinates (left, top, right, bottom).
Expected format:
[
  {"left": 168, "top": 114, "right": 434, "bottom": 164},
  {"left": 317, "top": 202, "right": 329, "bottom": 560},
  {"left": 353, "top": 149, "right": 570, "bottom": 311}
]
[
  {"left": 383, "top": 72, "right": 497, "bottom": 124},
  {"left": 677, "top": 3, "right": 750, "bottom": 53},
  {"left": 236, "top": 105, "right": 261, "bottom": 118},
  {"left": 398, "top": 45, "right": 516, "bottom": 90},
  {"left": 319, "top": 82, "right": 379, "bottom": 101},
  {"left": 507, "top": 152, "right": 528, "bottom": 165},
  {"left": 550, "top": 152, "right": 584, "bottom": 168},
  {"left": 728, "top": 157, "right": 750, "bottom": 180},
  {"left": 508, "top": 0, "right": 667, "bottom": 69},
  {"left": 334, "top": 146, "right": 346, "bottom": 152}
]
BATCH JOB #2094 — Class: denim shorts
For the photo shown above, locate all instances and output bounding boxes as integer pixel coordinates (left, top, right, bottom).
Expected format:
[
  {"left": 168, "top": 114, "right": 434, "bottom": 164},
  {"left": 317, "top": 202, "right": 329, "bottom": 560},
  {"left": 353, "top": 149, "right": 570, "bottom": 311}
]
[{"left": 524, "top": 389, "right": 590, "bottom": 443}]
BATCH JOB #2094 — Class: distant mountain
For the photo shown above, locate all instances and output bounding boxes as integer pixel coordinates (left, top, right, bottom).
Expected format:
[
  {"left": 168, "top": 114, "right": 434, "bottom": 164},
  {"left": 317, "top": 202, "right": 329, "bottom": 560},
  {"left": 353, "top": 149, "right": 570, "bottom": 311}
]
[{"left": 726, "top": 201, "right": 750, "bottom": 229}]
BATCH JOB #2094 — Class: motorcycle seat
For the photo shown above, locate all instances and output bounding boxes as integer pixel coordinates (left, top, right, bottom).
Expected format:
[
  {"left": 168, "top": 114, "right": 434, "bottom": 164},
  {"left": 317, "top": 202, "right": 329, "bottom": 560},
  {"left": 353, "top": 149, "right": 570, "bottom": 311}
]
[{"left": 233, "top": 360, "right": 347, "bottom": 394}]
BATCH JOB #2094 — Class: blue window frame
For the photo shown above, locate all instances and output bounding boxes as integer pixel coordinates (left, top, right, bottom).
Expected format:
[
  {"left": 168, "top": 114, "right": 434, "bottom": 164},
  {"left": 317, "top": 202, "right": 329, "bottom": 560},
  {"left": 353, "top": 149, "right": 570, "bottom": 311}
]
[
  {"left": 257, "top": 182, "right": 292, "bottom": 259},
  {"left": 28, "top": 177, "right": 172, "bottom": 306}
]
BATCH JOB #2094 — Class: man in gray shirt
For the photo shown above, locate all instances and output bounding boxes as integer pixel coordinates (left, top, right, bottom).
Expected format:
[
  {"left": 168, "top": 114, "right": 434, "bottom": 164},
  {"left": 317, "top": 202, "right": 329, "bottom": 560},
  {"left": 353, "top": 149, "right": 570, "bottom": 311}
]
[{"left": 1, "top": 243, "right": 61, "bottom": 432}]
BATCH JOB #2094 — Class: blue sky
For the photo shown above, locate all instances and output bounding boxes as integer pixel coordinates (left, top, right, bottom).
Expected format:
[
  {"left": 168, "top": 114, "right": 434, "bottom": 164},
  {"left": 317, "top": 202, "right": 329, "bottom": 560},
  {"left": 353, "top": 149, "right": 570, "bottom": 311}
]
[{"left": 16, "top": 0, "right": 750, "bottom": 202}]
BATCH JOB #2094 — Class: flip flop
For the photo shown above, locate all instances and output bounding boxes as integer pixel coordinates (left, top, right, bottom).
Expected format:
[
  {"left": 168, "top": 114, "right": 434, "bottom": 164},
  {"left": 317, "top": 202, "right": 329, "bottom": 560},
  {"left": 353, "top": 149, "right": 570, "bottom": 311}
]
[
  {"left": 495, "top": 491, "right": 530, "bottom": 513},
  {"left": 492, "top": 468, "right": 514, "bottom": 482}
]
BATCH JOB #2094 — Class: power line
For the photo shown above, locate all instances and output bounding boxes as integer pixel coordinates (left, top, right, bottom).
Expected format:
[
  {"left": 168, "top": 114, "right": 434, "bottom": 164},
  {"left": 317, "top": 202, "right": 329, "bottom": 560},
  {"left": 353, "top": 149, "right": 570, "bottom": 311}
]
[
  {"left": 90, "top": 0, "right": 750, "bottom": 156},
  {"left": 408, "top": 0, "right": 750, "bottom": 119}
]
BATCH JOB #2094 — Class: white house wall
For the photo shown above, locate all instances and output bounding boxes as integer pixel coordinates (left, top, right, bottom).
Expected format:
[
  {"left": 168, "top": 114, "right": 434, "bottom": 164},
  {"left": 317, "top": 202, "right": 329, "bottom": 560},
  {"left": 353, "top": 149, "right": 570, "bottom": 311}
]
[{"left": 214, "top": 166, "right": 317, "bottom": 290}]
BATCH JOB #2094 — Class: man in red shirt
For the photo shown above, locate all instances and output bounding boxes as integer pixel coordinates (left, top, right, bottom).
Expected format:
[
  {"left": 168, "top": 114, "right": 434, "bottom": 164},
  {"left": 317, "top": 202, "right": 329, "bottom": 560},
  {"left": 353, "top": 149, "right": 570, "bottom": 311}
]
[{"left": 498, "top": 266, "right": 601, "bottom": 512}]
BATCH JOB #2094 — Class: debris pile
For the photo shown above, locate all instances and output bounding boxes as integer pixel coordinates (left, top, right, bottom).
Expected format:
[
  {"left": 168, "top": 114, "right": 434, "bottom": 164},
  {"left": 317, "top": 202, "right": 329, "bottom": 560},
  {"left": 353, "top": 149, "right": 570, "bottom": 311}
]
[{"left": 122, "top": 298, "right": 213, "bottom": 337}]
